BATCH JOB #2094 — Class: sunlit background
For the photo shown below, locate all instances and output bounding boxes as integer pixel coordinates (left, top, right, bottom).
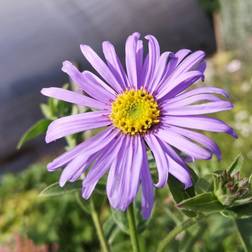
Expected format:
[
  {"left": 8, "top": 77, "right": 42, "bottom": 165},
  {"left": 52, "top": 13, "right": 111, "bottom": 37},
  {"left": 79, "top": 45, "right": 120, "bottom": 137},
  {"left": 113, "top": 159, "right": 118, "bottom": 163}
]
[{"left": 1, "top": 0, "right": 252, "bottom": 251}]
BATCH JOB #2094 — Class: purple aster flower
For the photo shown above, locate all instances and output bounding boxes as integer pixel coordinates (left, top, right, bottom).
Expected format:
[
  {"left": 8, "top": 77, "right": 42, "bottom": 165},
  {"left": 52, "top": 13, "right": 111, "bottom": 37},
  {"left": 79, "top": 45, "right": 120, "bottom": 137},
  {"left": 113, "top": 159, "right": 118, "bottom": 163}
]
[{"left": 41, "top": 32, "right": 237, "bottom": 219}]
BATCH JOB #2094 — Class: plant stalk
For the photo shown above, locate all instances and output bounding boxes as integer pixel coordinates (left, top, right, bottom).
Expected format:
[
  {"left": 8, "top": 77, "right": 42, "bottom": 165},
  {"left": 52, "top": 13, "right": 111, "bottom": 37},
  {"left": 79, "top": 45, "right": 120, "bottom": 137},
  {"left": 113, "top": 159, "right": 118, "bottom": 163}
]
[
  {"left": 157, "top": 218, "right": 198, "bottom": 252},
  {"left": 127, "top": 204, "right": 141, "bottom": 252},
  {"left": 89, "top": 199, "right": 110, "bottom": 252}
]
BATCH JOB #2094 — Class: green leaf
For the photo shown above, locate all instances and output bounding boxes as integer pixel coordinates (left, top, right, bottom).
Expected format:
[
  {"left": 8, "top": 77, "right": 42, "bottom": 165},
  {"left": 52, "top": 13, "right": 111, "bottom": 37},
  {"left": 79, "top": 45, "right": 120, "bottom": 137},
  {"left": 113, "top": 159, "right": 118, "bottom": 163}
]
[
  {"left": 168, "top": 167, "right": 198, "bottom": 217},
  {"left": 235, "top": 217, "right": 252, "bottom": 252},
  {"left": 103, "top": 215, "right": 117, "bottom": 240},
  {"left": 229, "top": 203, "right": 252, "bottom": 219},
  {"left": 17, "top": 119, "right": 51, "bottom": 149},
  {"left": 178, "top": 192, "right": 224, "bottom": 213},
  {"left": 111, "top": 209, "right": 129, "bottom": 234},
  {"left": 228, "top": 154, "right": 244, "bottom": 176},
  {"left": 39, "top": 181, "right": 82, "bottom": 197},
  {"left": 195, "top": 177, "right": 212, "bottom": 194},
  {"left": 40, "top": 104, "right": 55, "bottom": 120}
]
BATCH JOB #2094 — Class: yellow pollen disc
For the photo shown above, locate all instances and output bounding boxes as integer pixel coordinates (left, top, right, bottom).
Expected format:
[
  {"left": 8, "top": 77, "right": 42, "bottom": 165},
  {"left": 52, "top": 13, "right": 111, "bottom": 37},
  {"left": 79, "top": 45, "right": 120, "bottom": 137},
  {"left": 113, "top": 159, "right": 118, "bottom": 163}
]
[{"left": 110, "top": 89, "right": 160, "bottom": 135}]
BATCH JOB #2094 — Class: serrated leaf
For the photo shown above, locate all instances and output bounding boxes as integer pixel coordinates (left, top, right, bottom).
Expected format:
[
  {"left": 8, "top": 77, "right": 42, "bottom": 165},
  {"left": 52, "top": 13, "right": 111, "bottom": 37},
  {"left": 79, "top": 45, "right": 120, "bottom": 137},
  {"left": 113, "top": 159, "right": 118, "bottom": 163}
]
[
  {"left": 178, "top": 192, "right": 224, "bottom": 213},
  {"left": 39, "top": 181, "right": 82, "bottom": 197},
  {"left": 228, "top": 154, "right": 244, "bottom": 175},
  {"left": 235, "top": 217, "right": 252, "bottom": 252},
  {"left": 17, "top": 119, "right": 51, "bottom": 149}
]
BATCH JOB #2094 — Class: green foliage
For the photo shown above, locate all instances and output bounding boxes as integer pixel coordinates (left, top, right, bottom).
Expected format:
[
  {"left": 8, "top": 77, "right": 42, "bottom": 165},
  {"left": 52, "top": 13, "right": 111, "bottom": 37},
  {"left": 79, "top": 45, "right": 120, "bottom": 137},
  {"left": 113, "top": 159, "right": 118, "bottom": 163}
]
[
  {"left": 198, "top": 0, "right": 220, "bottom": 14},
  {"left": 17, "top": 119, "right": 51, "bottom": 149},
  {"left": 0, "top": 163, "right": 98, "bottom": 251}
]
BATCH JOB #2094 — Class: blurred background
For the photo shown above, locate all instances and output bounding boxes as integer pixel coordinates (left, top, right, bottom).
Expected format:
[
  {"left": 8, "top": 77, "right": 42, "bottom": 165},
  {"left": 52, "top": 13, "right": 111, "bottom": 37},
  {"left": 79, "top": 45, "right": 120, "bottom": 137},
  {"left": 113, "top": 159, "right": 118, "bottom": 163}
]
[{"left": 0, "top": 0, "right": 252, "bottom": 251}]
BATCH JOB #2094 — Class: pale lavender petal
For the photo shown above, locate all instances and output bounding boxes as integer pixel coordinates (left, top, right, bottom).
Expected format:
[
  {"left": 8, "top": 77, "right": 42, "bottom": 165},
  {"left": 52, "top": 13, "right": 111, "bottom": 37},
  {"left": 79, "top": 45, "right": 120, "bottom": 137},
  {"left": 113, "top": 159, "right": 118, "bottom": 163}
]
[
  {"left": 175, "top": 49, "right": 191, "bottom": 65},
  {"left": 107, "top": 136, "right": 129, "bottom": 210},
  {"left": 163, "top": 101, "right": 233, "bottom": 116},
  {"left": 125, "top": 32, "right": 140, "bottom": 89},
  {"left": 154, "top": 54, "right": 177, "bottom": 93},
  {"left": 83, "top": 71, "right": 117, "bottom": 97},
  {"left": 168, "top": 126, "right": 221, "bottom": 160},
  {"left": 177, "top": 86, "right": 230, "bottom": 99},
  {"left": 41, "top": 87, "right": 107, "bottom": 110},
  {"left": 82, "top": 135, "right": 123, "bottom": 199},
  {"left": 163, "top": 94, "right": 222, "bottom": 108},
  {"left": 47, "top": 126, "right": 116, "bottom": 171},
  {"left": 46, "top": 111, "right": 111, "bottom": 143},
  {"left": 140, "top": 143, "right": 154, "bottom": 219},
  {"left": 62, "top": 61, "right": 115, "bottom": 102},
  {"left": 198, "top": 61, "right": 207, "bottom": 75},
  {"left": 102, "top": 41, "right": 128, "bottom": 89},
  {"left": 157, "top": 71, "right": 203, "bottom": 99},
  {"left": 139, "top": 54, "right": 149, "bottom": 87},
  {"left": 80, "top": 44, "right": 123, "bottom": 93},
  {"left": 149, "top": 52, "right": 172, "bottom": 93},
  {"left": 156, "top": 128, "right": 212, "bottom": 160},
  {"left": 153, "top": 136, "right": 192, "bottom": 188},
  {"left": 167, "top": 157, "right": 192, "bottom": 188},
  {"left": 162, "top": 115, "right": 237, "bottom": 138},
  {"left": 107, "top": 136, "right": 143, "bottom": 211},
  {"left": 58, "top": 129, "right": 119, "bottom": 186},
  {"left": 144, "top": 134, "right": 169, "bottom": 188},
  {"left": 136, "top": 40, "right": 144, "bottom": 88},
  {"left": 143, "top": 35, "right": 160, "bottom": 89},
  {"left": 173, "top": 50, "right": 206, "bottom": 76},
  {"left": 59, "top": 151, "right": 96, "bottom": 187}
]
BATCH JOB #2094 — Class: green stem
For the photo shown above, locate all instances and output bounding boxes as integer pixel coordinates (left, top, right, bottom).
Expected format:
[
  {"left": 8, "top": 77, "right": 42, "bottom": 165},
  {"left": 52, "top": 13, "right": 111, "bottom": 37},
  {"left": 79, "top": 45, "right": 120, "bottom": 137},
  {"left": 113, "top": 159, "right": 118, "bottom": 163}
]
[
  {"left": 157, "top": 218, "right": 198, "bottom": 252},
  {"left": 89, "top": 199, "right": 110, "bottom": 252},
  {"left": 127, "top": 204, "right": 141, "bottom": 252}
]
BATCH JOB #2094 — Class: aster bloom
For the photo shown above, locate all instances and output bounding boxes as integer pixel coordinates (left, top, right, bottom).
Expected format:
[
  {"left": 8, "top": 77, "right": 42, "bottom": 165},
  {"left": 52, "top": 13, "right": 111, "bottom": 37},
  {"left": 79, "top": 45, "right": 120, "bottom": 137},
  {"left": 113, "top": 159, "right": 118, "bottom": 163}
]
[{"left": 41, "top": 32, "right": 236, "bottom": 219}]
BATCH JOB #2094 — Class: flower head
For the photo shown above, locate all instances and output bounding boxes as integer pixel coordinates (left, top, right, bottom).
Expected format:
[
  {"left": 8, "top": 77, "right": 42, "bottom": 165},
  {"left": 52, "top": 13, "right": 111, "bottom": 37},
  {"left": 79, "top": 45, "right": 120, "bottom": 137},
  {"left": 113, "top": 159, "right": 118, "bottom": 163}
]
[{"left": 41, "top": 32, "right": 237, "bottom": 219}]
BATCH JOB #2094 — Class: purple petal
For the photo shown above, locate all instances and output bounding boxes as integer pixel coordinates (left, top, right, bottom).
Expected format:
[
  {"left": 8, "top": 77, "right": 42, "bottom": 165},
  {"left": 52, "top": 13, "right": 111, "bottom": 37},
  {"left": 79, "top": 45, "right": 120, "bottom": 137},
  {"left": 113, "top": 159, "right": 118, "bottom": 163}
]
[
  {"left": 102, "top": 41, "right": 128, "bottom": 89},
  {"left": 154, "top": 54, "right": 177, "bottom": 94},
  {"left": 136, "top": 40, "right": 144, "bottom": 88},
  {"left": 82, "top": 71, "right": 117, "bottom": 97},
  {"left": 157, "top": 71, "right": 203, "bottom": 99},
  {"left": 174, "top": 50, "right": 206, "bottom": 76},
  {"left": 45, "top": 111, "right": 111, "bottom": 143},
  {"left": 163, "top": 94, "right": 222, "bottom": 108},
  {"left": 167, "top": 157, "right": 192, "bottom": 189},
  {"left": 175, "top": 49, "right": 191, "bottom": 65},
  {"left": 149, "top": 52, "right": 172, "bottom": 93},
  {"left": 107, "top": 136, "right": 144, "bottom": 211},
  {"left": 62, "top": 61, "right": 115, "bottom": 102},
  {"left": 156, "top": 128, "right": 211, "bottom": 160},
  {"left": 47, "top": 126, "right": 116, "bottom": 171},
  {"left": 41, "top": 87, "right": 107, "bottom": 110},
  {"left": 153, "top": 136, "right": 192, "bottom": 188},
  {"left": 163, "top": 101, "right": 233, "bottom": 116},
  {"left": 58, "top": 129, "right": 120, "bottom": 186},
  {"left": 59, "top": 151, "right": 96, "bottom": 187},
  {"left": 140, "top": 142, "right": 154, "bottom": 219},
  {"left": 168, "top": 126, "right": 221, "bottom": 160},
  {"left": 143, "top": 35, "right": 160, "bottom": 89},
  {"left": 162, "top": 115, "right": 237, "bottom": 138},
  {"left": 80, "top": 44, "right": 123, "bottom": 93},
  {"left": 125, "top": 32, "right": 140, "bottom": 89},
  {"left": 106, "top": 136, "right": 129, "bottom": 210},
  {"left": 144, "top": 134, "right": 169, "bottom": 188},
  {"left": 82, "top": 136, "right": 122, "bottom": 199}
]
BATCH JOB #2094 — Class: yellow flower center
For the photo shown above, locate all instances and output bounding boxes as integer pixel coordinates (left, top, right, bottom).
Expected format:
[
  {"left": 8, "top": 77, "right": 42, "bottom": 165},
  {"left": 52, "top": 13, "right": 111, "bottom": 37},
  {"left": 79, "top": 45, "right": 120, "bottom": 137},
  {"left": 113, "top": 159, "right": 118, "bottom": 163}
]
[{"left": 110, "top": 89, "right": 160, "bottom": 135}]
